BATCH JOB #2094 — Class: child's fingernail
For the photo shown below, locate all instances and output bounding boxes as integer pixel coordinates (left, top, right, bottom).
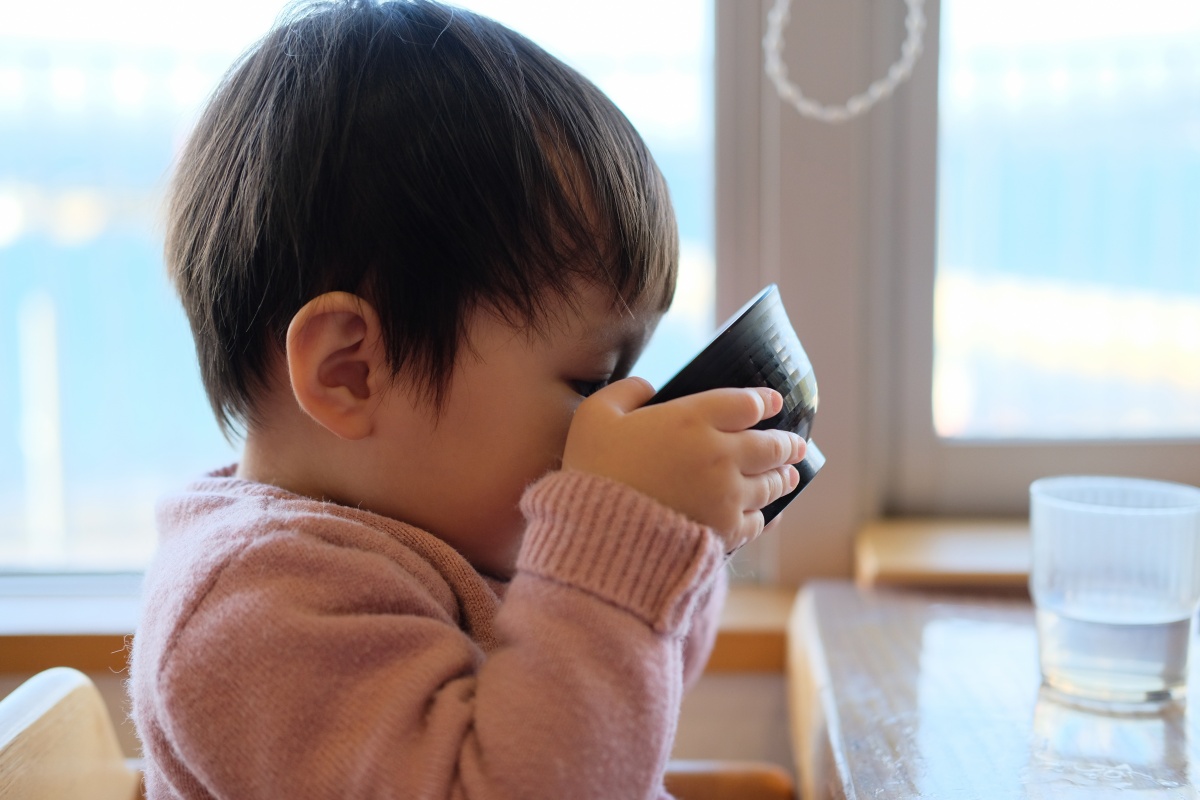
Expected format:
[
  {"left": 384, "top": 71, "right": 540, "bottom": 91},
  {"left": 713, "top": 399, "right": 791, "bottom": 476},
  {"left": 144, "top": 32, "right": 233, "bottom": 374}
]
[
  {"left": 791, "top": 433, "right": 806, "bottom": 461},
  {"left": 757, "top": 387, "right": 781, "bottom": 415},
  {"left": 787, "top": 465, "right": 800, "bottom": 489}
]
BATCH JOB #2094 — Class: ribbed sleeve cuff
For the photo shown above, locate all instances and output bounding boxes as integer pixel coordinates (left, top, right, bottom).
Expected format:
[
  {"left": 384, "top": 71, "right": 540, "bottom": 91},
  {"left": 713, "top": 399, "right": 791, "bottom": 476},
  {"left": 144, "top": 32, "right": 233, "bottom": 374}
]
[{"left": 517, "top": 470, "right": 725, "bottom": 635}]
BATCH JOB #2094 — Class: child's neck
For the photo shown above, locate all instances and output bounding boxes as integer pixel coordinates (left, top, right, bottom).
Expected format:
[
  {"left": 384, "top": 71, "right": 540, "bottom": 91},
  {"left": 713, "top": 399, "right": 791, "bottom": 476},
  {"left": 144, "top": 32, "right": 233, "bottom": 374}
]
[{"left": 237, "top": 395, "right": 351, "bottom": 505}]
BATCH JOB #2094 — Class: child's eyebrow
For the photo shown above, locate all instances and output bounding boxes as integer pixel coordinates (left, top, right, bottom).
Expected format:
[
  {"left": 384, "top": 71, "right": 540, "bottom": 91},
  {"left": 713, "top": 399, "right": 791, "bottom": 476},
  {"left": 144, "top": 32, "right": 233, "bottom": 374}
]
[
  {"left": 580, "top": 326, "right": 626, "bottom": 350},
  {"left": 576, "top": 318, "right": 653, "bottom": 368},
  {"left": 569, "top": 332, "right": 623, "bottom": 362},
  {"left": 579, "top": 314, "right": 642, "bottom": 348}
]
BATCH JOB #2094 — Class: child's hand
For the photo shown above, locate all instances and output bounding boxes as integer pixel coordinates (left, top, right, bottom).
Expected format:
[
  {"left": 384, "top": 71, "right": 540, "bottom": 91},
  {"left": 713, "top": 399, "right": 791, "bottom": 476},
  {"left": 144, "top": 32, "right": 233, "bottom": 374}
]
[{"left": 562, "top": 377, "right": 806, "bottom": 552}]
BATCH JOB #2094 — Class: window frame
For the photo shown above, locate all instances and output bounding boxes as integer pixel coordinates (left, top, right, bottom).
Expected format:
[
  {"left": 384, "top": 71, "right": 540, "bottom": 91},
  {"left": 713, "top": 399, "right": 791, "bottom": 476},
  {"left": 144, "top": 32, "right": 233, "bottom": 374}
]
[
  {"left": 717, "top": 0, "right": 881, "bottom": 584},
  {"left": 888, "top": 0, "right": 1200, "bottom": 516},
  {"left": 7, "top": 1, "right": 1196, "bottom": 586},
  {"left": 715, "top": 0, "right": 1200, "bottom": 585}
]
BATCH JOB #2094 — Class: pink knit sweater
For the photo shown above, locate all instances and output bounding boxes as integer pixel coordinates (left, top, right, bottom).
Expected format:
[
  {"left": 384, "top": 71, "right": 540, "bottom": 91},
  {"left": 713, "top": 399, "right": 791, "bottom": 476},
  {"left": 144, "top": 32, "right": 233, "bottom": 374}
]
[{"left": 129, "top": 468, "right": 728, "bottom": 799}]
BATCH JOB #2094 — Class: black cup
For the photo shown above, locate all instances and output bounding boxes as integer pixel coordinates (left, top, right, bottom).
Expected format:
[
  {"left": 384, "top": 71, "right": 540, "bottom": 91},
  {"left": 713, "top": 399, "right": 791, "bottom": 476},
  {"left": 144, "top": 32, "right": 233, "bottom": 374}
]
[{"left": 645, "top": 284, "right": 824, "bottom": 523}]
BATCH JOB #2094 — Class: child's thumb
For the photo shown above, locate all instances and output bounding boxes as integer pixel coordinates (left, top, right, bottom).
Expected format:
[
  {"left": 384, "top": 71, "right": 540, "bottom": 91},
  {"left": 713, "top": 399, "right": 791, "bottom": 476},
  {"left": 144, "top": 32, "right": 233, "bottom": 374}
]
[{"left": 593, "top": 376, "right": 657, "bottom": 414}]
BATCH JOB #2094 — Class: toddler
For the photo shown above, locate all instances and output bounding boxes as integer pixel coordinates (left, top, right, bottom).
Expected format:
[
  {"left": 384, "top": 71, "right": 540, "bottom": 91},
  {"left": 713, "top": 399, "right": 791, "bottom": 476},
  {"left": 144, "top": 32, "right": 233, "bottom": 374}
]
[{"left": 129, "top": 1, "right": 805, "bottom": 797}]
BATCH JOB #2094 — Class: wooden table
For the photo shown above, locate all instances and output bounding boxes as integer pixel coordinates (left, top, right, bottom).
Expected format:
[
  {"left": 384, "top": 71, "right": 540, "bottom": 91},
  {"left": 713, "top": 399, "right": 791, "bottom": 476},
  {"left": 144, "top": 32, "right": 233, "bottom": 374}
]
[{"left": 788, "top": 580, "right": 1199, "bottom": 799}]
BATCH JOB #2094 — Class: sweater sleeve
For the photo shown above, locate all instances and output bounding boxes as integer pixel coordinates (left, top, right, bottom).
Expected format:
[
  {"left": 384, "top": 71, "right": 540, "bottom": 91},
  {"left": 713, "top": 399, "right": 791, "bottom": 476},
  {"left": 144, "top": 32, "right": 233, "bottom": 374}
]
[
  {"left": 143, "top": 470, "right": 725, "bottom": 800},
  {"left": 681, "top": 564, "right": 728, "bottom": 690}
]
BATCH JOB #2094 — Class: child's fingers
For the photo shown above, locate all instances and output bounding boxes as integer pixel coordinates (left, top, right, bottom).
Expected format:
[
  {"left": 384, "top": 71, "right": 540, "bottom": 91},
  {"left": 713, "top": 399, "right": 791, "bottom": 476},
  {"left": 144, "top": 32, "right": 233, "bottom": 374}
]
[
  {"left": 743, "top": 464, "right": 800, "bottom": 512},
  {"left": 729, "top": 509, "right": 767, "bottom": 553},
  {"left": 585, "top": 376, "right": 656, "bottom": 415},
  {"left": 689, "top": 387, "right": 782, "bottom": 432},
  {"left": 737, "top": 429, "right": 806, "bottom": 474}
]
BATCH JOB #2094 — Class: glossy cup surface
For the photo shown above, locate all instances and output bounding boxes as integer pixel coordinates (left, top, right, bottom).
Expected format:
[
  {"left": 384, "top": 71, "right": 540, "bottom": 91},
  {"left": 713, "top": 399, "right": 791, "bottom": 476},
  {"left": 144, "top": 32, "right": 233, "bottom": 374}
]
[{"left": 647, "top": 284, "right": 824, "bottom": 523}]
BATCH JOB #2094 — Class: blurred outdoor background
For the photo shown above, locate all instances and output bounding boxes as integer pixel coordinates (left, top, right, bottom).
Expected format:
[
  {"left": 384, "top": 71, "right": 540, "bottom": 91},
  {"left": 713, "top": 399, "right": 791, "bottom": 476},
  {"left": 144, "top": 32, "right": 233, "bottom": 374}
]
[
  {"left": 934, "top": 0, "right": 1200, "bottom": 439},
  {"left": 0, "top": 0, "right": 716, "bottom": 568},
  {"left": 1, "top": 0, "right": 1197, "bottom": 569}
]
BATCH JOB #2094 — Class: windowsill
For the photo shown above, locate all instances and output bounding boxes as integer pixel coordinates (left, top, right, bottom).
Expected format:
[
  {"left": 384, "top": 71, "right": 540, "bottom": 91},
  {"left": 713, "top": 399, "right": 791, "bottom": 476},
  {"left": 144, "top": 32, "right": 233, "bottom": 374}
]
[
  {"left": 855, "top": 517, "right": 1030, "bottom": 592},
  {"left": 0, "top": 575, "right": 797, "bottom": 675},
  {"left": 0, "top": 517, "right": 1029, "bottom": 677},
  {"left": 0, "top": 572, "right": 142, "bottom": 673},
  {"left": 706, "top": 586, "right": 795, "bottom": 673}
]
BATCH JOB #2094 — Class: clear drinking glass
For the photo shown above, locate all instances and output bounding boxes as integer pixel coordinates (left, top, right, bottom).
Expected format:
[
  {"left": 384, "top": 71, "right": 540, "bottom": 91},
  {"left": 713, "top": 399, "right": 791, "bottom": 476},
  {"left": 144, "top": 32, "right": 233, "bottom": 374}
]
[{"left": 1029, "top": 476, "right": 1200, "bottom": 707}]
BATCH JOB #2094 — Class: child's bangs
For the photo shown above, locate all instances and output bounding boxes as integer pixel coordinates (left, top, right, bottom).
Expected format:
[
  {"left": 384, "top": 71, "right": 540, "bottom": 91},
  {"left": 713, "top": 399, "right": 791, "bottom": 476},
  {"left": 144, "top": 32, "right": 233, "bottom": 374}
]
[
  {"left": 576, "top": 129, "right": 678, "bottom": 317},
  {"left": 508, "top": 77, "right": 679, "bottom": 329}
]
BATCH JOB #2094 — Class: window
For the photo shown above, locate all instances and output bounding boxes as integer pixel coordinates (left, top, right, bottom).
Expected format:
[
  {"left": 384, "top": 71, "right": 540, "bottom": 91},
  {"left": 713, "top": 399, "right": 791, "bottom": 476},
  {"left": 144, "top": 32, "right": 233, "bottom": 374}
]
[
  {"left": 890, "top": 0, "right": 1200, "bottom": 516},
  {"left": 934, "top": 0, "right": 1200, "bottom": 440},
  {"left": 19, "top": 0, "right": 1184, "bottom": 585},
  {"left": 0, "top": 0, "right": 715, "bottom": 571},
  {"left": 715, "top": 0, "right": 1200, "bottom": 583},
  {"left": 0, "top": 3, "right": 281, "bottom": 569}
]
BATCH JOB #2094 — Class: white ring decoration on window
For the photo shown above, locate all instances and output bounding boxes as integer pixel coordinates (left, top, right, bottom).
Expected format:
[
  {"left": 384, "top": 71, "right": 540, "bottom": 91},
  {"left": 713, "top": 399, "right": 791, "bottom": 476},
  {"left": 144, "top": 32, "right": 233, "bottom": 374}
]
[{"left": 763, "top": 0, "right": 926, "bottom": 124}]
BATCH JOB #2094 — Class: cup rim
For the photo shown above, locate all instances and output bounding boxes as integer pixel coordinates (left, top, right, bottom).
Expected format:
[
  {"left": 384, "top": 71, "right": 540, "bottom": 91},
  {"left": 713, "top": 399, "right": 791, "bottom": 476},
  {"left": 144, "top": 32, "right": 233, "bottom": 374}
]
[{"left": 1030, "top": 475, "right": 1200, "bottom": 514}]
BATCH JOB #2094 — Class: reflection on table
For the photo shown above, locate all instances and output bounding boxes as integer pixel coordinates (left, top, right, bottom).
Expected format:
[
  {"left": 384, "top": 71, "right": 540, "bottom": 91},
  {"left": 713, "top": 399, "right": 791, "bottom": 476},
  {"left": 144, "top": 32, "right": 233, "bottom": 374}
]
[{"left": 788, "top": 580, "right": 1199, "bottom": 799}]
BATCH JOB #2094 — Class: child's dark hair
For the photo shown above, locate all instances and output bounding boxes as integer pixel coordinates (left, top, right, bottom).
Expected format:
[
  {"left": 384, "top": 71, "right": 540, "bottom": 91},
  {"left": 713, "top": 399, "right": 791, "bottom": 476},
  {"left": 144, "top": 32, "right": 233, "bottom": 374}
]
[{"left": 166, "top": 0, "right": 678, "bottom": 437}]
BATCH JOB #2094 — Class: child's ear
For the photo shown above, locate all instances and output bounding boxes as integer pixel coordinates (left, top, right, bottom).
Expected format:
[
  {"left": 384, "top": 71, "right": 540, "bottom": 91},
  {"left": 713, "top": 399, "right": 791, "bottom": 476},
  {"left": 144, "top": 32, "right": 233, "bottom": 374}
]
[{"left": 285, "top": 292, "right": 388, "bottom": 440}]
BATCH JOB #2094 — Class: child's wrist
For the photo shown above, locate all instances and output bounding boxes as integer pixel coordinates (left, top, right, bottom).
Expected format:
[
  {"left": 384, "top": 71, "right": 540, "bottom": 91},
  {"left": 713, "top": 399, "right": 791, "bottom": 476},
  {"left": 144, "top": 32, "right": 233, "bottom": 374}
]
[{"left": 518, "top": 470, "right": 725, "bottom": 634}]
